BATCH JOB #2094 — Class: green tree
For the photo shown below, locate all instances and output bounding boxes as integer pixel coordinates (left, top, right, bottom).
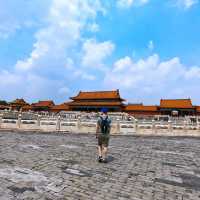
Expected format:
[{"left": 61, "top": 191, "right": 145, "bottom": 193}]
[{"left": 0, "top": 100, "right": 8, "bottom": 105}]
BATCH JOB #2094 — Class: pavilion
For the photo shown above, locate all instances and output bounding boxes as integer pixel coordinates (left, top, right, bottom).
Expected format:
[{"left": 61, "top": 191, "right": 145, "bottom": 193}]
[
  {"left": 9, "top": 99, "right": 29, "bottom": 111},
  {"left": 196, "top": 106, "right": 200, "bottom": 116},
  {"left": 124, "top": 104, "right": 159, "bottom": 117},
  {"left": 158, "top": 99, "right": 195, "bottom": 116},
  {"left": 68, "top": 90, "right": 125, "bottom": 112},
  {"left": 31, "top": 101, "right": 55, "bottom": 112},
  {"left": 50, "top": 103, "right": 70, "bottom": 113}
]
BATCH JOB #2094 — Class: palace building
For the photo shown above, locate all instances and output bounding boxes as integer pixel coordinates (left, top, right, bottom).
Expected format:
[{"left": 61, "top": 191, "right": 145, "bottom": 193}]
[
  {"left": 31, "top": 100, "right": 55, "bottom": 112},
  {"left": 0, "top": 100, "right": 10, "bottom": 111},
  {"left": 196, "top": 106, "right": 200, "bottom": 116},
  {"left": 21, "top": 100, "right": 55, "bottom": 112},
  {"left": 68, "top": 90, "right": 125, "bottom": 112},
  {"left": 124, "top": 104, "right": 159, "bottom": 117},
  {"left": 2, "top": 90, "right": 200, "bottom": 116},
  {"left": 124, "top": 99, "right": 197, "bottom": 117},
  {"left": 9, "top": 98, "right": 29, "bottom": 111},
  {"left": 159, "top": 99, "right": 195, "bottom": 116},
  {"left": 50, "top": 103, "right": 70, "bottom": 113}
]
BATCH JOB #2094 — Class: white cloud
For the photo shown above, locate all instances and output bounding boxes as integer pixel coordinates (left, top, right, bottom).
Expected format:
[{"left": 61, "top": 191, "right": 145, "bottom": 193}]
[
  {"left": 148, "top": 40, "right": 154, "bottom": 51},
  {"left": 65, "top": 58, "right": 75, "bottom": 70},
  {"left": 0, "top": 23, "right": 20, "bottom": 39},
  {"left": 117, "top": 0, "right": 134, "bottom": 8},
  {"left": 58, "top": 87, "right": 70, "bottom": 95},
  {"left": 104, "top": 54, "right": 200, "bottom": 103},
  {"left": 73, "top": 70, "right": 96, "bottom": 81},
  {"left": 0, "top": 71, "right": 23, "bottom": 101},
  {"left": 116, "top": 0, "right": 198, "bottom": 9},
  {"left": 88, "top": 23, "right": 100, "bottom": 32},
  {"left": 81, "top": 39, "right": 115, "bottom": 68},
  {"left": 1, "top": 0, "right": 200, "bottom": 105},
  {"left": 117, "top": 0, "right": 149, "bottom": 8},
  {"left": 16, "top": 0, "right": 104, "bottom": 71},
  {"left": 0, "top": 0, "right": 105, "bottom": 102},
  {"left": 184, "top": 66, "right": 200, "bottom": 79},
  {"left": 176, "top": 0, "right": 198, "bottom": 9},
  {"left": 0, "top": 70, "right": 21, "bottom": 86},
  {"left": 0, "top": 0, "right": 49, "bottom": 39},
  {"left": 113, "top": 56, "right": 133, "bottom": 72},
  {"left": 139, "top": 0, "right": 149, "bottom": 5},
  {"left": 0, "top": 71, "right": 51, "bottom": 102}
]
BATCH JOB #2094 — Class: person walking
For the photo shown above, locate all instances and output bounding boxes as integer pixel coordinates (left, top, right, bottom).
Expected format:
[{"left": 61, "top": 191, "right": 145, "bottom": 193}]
[{"left": 96, "top": 108, "right": 111, "bottom": 163}]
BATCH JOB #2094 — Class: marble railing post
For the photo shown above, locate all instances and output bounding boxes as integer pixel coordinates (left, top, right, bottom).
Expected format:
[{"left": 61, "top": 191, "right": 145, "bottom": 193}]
[
  {"left": 56, "top": 116, "right": 61, "bottom": 131},
  {"left": 17, "top": 114, "right": 22, "bottom": 129},
  {"left": 152, "top": 119, "right": 156, "bottom": 134},
  {"left": 197, "top": 117, "right": 200, "bottom": 131},
  {"left": 183, "top": 120, "right": 187, "bottom": 133},
  {"left": 37, "top": 115, "right": 41, "bottom": 128},
  {"left": 0, "top": 113, "right": 3, "bottom": 128},
  {"left": 168, "top": 120, "right": 172, "bottom": 132},
  {"left": 134, "top": 119, "right": 138, "bottom": 133},
  {"left": 77, "top": 117, "right": 81, "bottom": 131},
  {"left": 116, "top": 119, "right": 120, "bottom": 134}
]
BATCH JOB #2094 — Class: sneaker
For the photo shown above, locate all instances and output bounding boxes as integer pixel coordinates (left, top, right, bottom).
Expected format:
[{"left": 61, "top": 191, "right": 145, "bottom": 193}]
[
  {"left": 102, "top": 158, "right": 107, "bottom": 163},
  {"left": 98, "top": 156, "right": 102, "bottom": 163}
]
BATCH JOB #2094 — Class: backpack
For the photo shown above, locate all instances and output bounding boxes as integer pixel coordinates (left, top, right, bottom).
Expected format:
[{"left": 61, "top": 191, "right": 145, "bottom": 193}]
[{"left": 100, "top": 116, "right": 110, "bottom": 134}]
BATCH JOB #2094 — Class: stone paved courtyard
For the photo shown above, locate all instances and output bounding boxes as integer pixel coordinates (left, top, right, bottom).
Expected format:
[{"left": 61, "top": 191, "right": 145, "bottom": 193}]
[{"left": 0, "top": 131, "right": 200, "bottom": 200}]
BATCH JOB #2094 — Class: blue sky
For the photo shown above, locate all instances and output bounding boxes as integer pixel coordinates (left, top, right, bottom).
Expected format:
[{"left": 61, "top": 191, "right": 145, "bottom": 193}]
[{"left": 0, "top": 0, "right": 200, "bottom": 105}]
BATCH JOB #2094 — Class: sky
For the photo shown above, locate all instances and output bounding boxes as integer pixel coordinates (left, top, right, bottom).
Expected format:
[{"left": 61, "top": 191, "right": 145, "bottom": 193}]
[{"left": 0, "top": 0, "right": 200, "bottom": 105}]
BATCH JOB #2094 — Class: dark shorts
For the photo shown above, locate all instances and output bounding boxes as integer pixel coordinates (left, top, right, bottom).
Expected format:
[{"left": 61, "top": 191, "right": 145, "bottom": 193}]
[{"left": 98, "top": 134, "right": 110, "bottom": 147}]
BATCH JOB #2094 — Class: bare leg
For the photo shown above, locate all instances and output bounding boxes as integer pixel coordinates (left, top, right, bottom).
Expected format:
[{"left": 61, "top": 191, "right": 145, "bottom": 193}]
[
  {"left": 102, "top": 146, "right": 108, "bottom": 160},
  {"left": 98, "top": 145, "right": 103, "bottom": 157}
]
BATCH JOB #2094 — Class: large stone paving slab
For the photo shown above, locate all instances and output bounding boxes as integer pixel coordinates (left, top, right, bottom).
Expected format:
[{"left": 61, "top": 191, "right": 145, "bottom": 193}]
[{"left": 0, "top": 132, "right": 200, "bottom": 200}]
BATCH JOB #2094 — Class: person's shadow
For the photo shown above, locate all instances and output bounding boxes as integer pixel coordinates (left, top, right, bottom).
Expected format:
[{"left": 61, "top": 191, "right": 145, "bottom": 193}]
[{"left": 106, "top": 155, "right": 115, "bottom": 163}]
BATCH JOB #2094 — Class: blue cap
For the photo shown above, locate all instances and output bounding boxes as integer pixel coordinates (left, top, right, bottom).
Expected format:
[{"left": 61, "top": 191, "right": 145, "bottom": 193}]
[{"left": 101, "top": 108, "right": 108, "bottom": 113}]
